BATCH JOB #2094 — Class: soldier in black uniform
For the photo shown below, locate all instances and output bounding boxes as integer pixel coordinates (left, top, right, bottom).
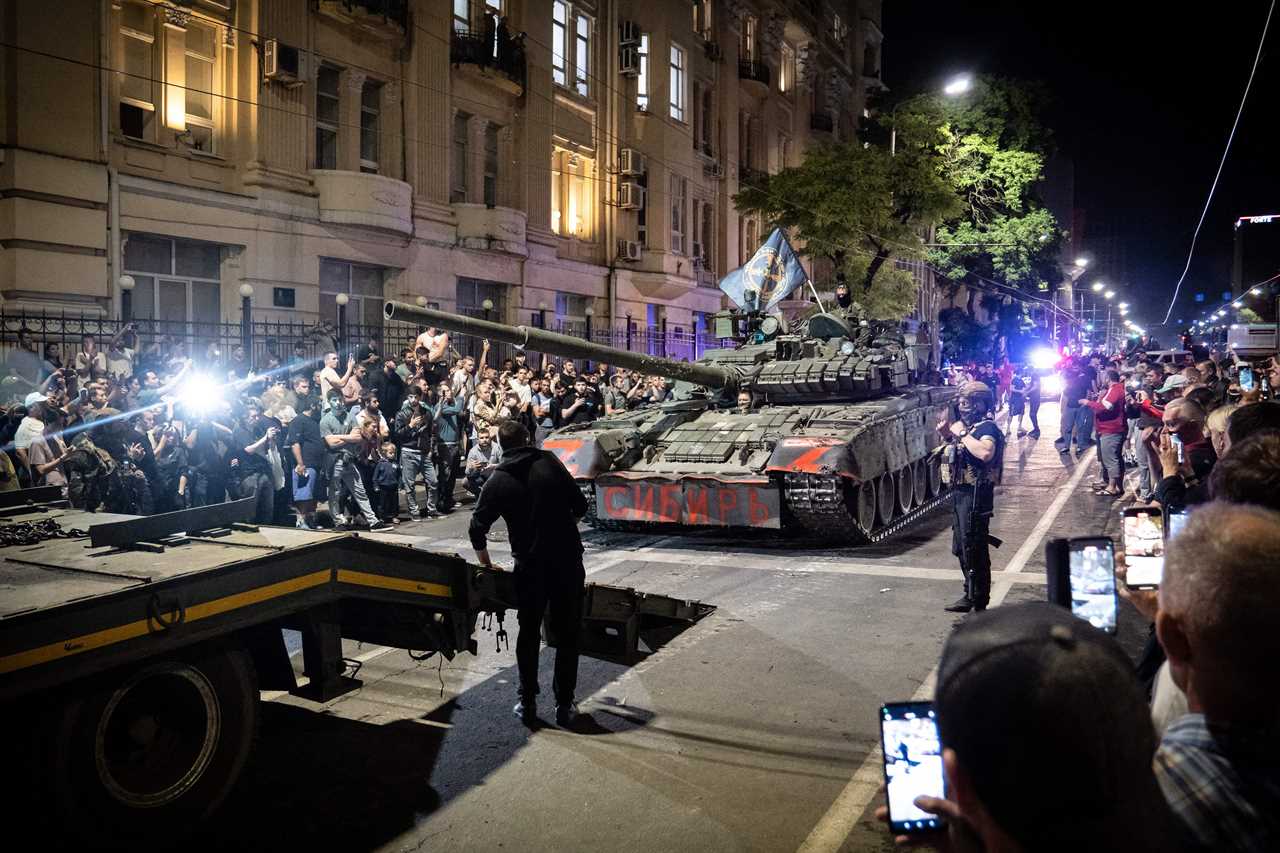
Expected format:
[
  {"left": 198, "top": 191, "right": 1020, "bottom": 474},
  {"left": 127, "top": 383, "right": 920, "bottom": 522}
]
[{"left": 940, "top": 382, "right": 1004, "bottom": 613}]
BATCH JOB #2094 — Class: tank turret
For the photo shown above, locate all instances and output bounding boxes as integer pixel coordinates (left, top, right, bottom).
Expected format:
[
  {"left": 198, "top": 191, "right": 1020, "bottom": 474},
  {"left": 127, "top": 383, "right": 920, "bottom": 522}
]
[{"left": 384, "top": 301, "right": 736, "bottom": 392}]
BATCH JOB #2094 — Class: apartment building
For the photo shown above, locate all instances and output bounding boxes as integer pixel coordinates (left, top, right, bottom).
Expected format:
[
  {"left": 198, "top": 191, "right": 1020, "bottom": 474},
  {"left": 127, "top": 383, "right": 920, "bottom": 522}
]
[{"left": 0, "top": 0, "right": 883, "bottom": 344}]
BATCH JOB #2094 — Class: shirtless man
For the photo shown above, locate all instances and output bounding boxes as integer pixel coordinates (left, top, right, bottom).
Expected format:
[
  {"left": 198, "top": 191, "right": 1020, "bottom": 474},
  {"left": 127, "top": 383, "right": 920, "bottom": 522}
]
[
  {"left": 414, "top": 327, "right": 450, "bottom": 383},
  {"left": 318, "top": 350, "right": 356, "bottom": 408}
]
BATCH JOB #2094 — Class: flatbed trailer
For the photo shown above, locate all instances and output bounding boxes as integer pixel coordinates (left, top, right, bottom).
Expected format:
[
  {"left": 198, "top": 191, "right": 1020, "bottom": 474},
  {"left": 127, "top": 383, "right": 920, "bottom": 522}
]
[{"left": 0, "top": 490, "right": 710, "bottom": 843}]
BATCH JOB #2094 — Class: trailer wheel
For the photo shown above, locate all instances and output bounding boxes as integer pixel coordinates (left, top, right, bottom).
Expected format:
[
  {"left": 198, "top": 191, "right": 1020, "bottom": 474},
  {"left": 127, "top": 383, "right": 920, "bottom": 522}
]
[{"left": 50, "top": 646, "right": 257, "bottom": 841}]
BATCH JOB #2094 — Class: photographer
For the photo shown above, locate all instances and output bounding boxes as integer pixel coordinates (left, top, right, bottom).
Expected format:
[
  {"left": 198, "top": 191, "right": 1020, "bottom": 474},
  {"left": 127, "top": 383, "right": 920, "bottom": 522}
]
[
  {"left": 1151, "top": 398, "right": 1215, "bottom": 511},
  {"left": 940, "top": 382, "right": 1004, "bottom": 614}
]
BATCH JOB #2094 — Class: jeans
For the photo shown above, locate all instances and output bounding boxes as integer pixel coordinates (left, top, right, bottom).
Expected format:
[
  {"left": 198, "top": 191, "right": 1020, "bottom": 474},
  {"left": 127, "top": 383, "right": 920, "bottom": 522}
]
[
  {"left": 330, "top": 456, "right": 378, "bottom": 524},
  {"left": 1054, "top": 405, "right": 1093, "bottom": 454},
  {"left": 514, "top": 560, "right": 585, "bottom": 706},
  {"left": 239, "top": 472, "right": 275, "bottom": 523},
  {"left": 399, "top": 448, "right": 436, "bottom": 515},
  {"left": 466, "top": 468, "right": 493, "bottom": 496},
  {"left": 436, "top": 444, "right": 459, "bottom": 510},
  {"left": 952, "top": 485, "right": 992, "bottom": 608},
  {"left": 1098, "top": 432, "right": 1125, "bottom": 484},
  {"left": 1134, "top": 429, "right": 1154, "bottom": 498}
]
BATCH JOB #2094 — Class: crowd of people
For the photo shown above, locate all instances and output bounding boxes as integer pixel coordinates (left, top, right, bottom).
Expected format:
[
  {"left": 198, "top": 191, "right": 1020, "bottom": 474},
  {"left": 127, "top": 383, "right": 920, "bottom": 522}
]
[
  {"left": 0, "top": 325, "right": 680, "bottom": 528},
  {"left": 889, "top": 342, "right": 1280, "bottom": 852}
]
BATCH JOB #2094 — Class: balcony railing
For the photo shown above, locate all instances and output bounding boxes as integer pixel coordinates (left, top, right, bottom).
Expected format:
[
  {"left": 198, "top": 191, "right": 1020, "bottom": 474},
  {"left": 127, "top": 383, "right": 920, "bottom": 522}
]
[
  {"left": 809, "top": 111, "right": 834, "bottom": 133},
  {"left": 738, "top": 60, "right": 771, "bottom": 88},
  {"left": 450, "top": 30, "right": 527, "bottom": 92}
]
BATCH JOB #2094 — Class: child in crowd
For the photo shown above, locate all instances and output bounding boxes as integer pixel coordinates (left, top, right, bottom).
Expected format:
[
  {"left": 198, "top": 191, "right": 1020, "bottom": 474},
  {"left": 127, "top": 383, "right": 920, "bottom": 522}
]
[{"left": 373, "top": 441, "right": 401, "bottom": 524}]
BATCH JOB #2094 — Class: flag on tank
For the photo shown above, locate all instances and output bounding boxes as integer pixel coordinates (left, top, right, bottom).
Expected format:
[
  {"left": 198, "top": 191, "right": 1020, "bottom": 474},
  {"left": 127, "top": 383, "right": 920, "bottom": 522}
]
[{"left": 718, "top": 228, "right": 809, "bottom": 312}]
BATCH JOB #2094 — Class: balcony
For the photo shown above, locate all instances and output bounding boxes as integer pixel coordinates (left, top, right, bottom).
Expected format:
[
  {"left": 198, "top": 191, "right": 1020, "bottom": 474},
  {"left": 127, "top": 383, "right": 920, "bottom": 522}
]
[
  {"left": 738, "top": 60, "right": 771, "bottom": 96},
  {"left": 315, "top": 0, "right": 407, "bottom": 41},
  {"left": 810, "top": 111, "right": 834, "bottom": 134},
  {"left": 451, "top": 30, "right": 527, "bottom": 96},
  {"left": 455, "top": 203, "right": 528, "bottom": 256},
  {"left": 311, "top": 170, "right": 412, "bottom": 235}
]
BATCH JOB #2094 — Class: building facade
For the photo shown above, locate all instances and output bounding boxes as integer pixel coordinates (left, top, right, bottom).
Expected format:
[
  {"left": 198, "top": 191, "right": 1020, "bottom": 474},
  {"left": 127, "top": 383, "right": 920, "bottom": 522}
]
[{"left": 1, "top": 0, "right": 882, "bottom": 352}]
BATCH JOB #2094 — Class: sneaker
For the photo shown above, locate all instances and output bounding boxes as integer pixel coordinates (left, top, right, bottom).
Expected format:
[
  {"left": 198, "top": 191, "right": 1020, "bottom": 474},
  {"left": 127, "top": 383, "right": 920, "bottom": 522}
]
[
  {"left": 370, "top": 521, "right": 393, "bottom": 532},
  {"left": 419, "top": 509, "right": 440, "bottom": 519},
  {"left": 555, "top": 702, "right": 579, "bottom": 727},
  {"left": 1029, "top": 430, "right": 1041, "bottom": 439},
  {"left": 514, "top": 698, "right": 536, "bottom": 724},
  {"left": 944, "top": 597, "right": 974, "bottom": 613}
]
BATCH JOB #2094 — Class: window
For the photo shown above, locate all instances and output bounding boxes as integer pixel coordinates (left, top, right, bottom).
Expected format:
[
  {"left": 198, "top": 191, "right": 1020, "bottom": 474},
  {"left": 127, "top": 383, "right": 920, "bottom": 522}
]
[
  {"left": 669, "top": 44, "right": 686, "bottom": 122},
  {"left": 551, "top": 149, "right": 594, "bottom": 239},
  {"left": 573, "top": 13, "right": 590, "bottom": 97},
  {"left": 119, "top": 1, "right": 157, "bottom": 140},
  {"left": 123, "top": 234, "right": 222, "bottom": 328},
  {"left": 740, "top": 218, "right": 759, "bottom": 265},
  {"left": 320, "top": 259, "right": 386, "bottom": 329},
  {"left": 741, "top": 15, "right": 756, "bottom": 63},
  {"left": 551, "top": 1, "right": 568, "bottom": 87},
  {"left": 555, "top": 292, "right": 590, "bottom": 335},
  {"left": 636, "top": 171, "right": 649, "bottom": 246},
  {"left": 779, "top": 43, "right": 795, "bottom": 94},
  {"left": 778, "top": 133, "right": 791, "bottom": 170},
  {"left": 452, "top": 112, "right": 469, "bottom": 203},
  {"left": 452, "top": 0, "right": 470, "bottom": 31},
  {"left": 699, "top": 86, "right": 714, "bottom": 154},
  {"left": 183, "top": 21, "right": 216, "bottom": 152},
  {"left": 832, "top": 13, "right": 846, "bottom": 40},
  {"left": 670, "top": 174, "right": 687, "bottom": 255},
  {"left": 700, "top": 199, "right": 714, "bottom": 270},
  {"left": 483, "top": 124, "right": 499, "bottom": 207},
  {"left": 315, "top": 65, "right": 341, "bottom": 169},
  {"left": 636, "top": 33, "right": 650, "bottom": 110},
  {"left": 693, "top": 0, "right": 712, "bottom": 36},
  {"left": 739, "top": 112, "right": 755, "bottom": 171},
  {"left": 360, "top": 81, "right": 381, "bottom": 173}
]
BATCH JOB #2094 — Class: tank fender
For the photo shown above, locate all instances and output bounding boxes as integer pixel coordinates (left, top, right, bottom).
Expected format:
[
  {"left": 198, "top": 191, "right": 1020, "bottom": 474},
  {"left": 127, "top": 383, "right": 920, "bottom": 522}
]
[
  {"left": 764, "top": 437, "right": 853, "bottom": 478},
  {"left": 543, "top": 433, "right": 617, "bottom": 479}
]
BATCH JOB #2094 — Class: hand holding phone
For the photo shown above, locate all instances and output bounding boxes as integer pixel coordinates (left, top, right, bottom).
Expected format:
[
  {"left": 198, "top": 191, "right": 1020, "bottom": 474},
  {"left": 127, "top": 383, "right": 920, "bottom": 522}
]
[
  {"left": 1122, "top": 507, "right": 1164, "bottom": 589},
  {"left": 880, "top": 702, "right": 948, "bottom": 835}
]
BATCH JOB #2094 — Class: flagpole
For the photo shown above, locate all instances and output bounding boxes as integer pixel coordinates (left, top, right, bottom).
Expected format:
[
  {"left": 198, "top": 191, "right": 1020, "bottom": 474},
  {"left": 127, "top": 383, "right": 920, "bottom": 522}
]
[{"left": 808, "top": 279, "right": 827, "bottom": 312}]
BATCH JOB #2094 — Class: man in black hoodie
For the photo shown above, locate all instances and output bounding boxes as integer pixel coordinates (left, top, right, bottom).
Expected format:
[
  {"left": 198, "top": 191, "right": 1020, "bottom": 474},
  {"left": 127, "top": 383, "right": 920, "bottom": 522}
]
[{"left": 469, "top": 420, "right": 588, "bottom": 727}]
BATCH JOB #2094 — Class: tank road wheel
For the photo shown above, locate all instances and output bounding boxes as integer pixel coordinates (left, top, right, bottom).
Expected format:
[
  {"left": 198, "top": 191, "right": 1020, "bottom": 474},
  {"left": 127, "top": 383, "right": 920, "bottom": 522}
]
[
  {"left": 49, "top": 646, "right": 258, "bottom": 842},
  {"left": 854, "top": 479, "right": 878, "bottom": 534},
  {"left": 894, "top": 467, "right": 914, "bottom": 516},
  {"left": 927, "top": 455, "right": 944, "bottom": 498},
  {"left": 911, "top": 460, "right": 928, "bottom": 507},
  {"left": 876, "top": 472, "right": 896, "bottom": 525}
]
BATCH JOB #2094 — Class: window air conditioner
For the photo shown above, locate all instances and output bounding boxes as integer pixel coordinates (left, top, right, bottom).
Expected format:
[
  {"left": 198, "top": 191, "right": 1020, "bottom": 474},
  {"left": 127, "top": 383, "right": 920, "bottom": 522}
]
[
  {"left": 620, "top": 21, "right": 641, "bottom": 46},
  {"left": 617, "top": 239, "right": 643, "bottom": 262},
  {"left": 617, "top": 182, "right": 645, "bottom": 210},
  {"left": 703, "top": 161, "right": 725, "bottom": 179},
  {"left": 618, "top": 148, "right": 646, "bottom": 176},
  {"left": 263, "top": 39, "right": 303, "bottom": 87}
]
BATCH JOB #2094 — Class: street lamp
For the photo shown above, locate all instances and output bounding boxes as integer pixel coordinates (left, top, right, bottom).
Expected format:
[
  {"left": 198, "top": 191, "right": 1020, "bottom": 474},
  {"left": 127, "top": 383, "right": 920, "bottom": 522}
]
[
  {"left": 415, "top": 295, "right": 428, "bottom": 307},
  {"left": 1104, "top": 290, "right": 1115, "bottom": 300},
  {"left": 1251, "top": 287, "right": 1262, "bottom": 296},
  {"left": 118, "top": 275, "right": 135, "bottom": 324},
  {"left": 238, "top": 283, "right": 254, "bottom": 356},
  {"left": 335, "top": 291, "right": 349, "bottom": 348},
  {"left": 1074, "top": 257, "right": 1089, "bottom": 268},
  {"left": 1092, "top": 282, "right": 1105, "bottom": 292},
  {"left": 481, "top": 297, "right": 494, "bottom": 323},
  {"left": 891, "top": 72, "right": 974, "bottom": 155}
]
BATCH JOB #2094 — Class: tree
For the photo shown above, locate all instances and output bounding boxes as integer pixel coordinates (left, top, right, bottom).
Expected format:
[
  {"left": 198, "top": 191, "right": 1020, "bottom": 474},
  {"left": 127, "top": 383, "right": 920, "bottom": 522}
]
[{"left": 732, "top": 139, "right": 959, "bottom": 320}]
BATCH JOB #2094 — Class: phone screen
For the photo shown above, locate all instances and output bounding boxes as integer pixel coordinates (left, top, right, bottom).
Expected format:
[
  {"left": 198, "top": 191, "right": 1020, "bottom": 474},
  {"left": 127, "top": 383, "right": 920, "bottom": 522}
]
[
  {"left": 1069, "top": 538, "right": 1117, "bottom": 633},
  {"left": 1240, "top": 367, "right": 1255, "bottom": 392},
  {"left": 880, "top": 702, "right": 946, "bottom": 834},
  {"left": 1123, "top": 508, "right": 1165, "bottom": 588},
  {"left": 1168, "top": 507, "right": 1190, "bottom": 540}
]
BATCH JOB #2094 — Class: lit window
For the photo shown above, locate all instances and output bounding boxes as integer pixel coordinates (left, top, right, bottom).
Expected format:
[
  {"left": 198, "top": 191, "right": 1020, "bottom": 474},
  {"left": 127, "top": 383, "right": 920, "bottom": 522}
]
[
  {"left": 779, "top": 43, "right": 795, "bottom": 93},
  {"left": 693, "top": 0, "right": 712, "bottom": 36},
  {"left": 552, "top": 149, "right": 593, "bottom": 239},
  {"left": 574, "top": 13, "right": 590, "bottom": 97},
  {"left": 315, "top": 65, "right": 341, "bottom": 170},
  {"left": 552, "top": 1, "right": 568, "bottom": 87},
  {"left": 183, "top": 21, "right": 216, "bottom": 152},
  {"left": 637, "top": 33, "right": 649, "bottom": 110},
  {"left": 360, "top": 81, "right": 381, "bottom": 173},
  {"left": 670, "top": 175, "right": 687, "bottom": 254},
  {"left": 119, "top": 1, "right": 156, "bottom": 141},
  {"left": 669, "top": 43, "right": 686, "bottom": 122}
]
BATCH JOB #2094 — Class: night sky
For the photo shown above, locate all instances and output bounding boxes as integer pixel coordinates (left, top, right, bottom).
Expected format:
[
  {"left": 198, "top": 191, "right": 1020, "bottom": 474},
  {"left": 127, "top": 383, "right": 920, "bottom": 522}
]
[{"left": 884, "top": 0, "right": 1279, "bottom": 332}]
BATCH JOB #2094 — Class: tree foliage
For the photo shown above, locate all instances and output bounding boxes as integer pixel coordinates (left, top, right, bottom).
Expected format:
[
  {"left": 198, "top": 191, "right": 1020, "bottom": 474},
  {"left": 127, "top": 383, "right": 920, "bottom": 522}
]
[{"left": 732, "top": 140, "right": 959, "bottom": 320}]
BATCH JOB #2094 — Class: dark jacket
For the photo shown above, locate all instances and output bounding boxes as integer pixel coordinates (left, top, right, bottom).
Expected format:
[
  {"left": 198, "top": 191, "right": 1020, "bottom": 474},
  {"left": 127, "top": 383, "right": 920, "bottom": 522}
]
[
  {"left": 392, "top": 403, "right": 433, "bottom": 455},
  {"left": 468, "top": 446, "right": 587, "bottom": 567}
]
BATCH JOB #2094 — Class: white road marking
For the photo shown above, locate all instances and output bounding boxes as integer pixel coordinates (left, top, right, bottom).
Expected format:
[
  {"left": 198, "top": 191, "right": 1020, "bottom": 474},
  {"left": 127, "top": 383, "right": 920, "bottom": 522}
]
[{"left": 796, "top": 440, "right": 1098, "bottom": 853}]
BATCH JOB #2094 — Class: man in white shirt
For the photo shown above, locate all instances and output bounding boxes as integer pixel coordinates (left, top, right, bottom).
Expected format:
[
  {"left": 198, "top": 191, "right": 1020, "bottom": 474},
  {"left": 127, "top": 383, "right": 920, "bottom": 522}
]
[{"left": 14, "top": 391, "right": 49, "bottom": 474}]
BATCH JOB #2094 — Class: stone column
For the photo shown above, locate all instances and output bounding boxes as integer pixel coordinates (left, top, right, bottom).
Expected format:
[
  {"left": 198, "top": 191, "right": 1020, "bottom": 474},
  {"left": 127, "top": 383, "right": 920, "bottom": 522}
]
[
  {"left": 339, "top": 69, "right": 367, "bottom": 172},
  {"left": 381, "top": 81, "right": 404, "bottom": 179},
  {"left": 467, "top": 114, "right": 488, "bottom": 204}
]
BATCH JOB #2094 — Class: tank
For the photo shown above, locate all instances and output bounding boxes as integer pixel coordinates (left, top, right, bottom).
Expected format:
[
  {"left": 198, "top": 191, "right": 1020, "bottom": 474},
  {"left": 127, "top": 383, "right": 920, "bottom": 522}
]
[{"left": 384, "top": 300, "right": 958, "bottom": 542}]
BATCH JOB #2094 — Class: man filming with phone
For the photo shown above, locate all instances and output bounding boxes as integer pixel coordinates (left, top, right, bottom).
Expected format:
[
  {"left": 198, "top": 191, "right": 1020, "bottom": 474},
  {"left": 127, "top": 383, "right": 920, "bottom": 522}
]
[{"left": 939, "top": 382, "right": 1004, "bottom": 614}]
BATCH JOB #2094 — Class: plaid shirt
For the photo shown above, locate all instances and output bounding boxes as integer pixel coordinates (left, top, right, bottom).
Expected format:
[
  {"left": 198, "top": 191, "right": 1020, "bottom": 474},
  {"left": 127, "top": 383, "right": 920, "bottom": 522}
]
[{"left": 1155, "top": 714, "right": 1280, "bottom": 852}]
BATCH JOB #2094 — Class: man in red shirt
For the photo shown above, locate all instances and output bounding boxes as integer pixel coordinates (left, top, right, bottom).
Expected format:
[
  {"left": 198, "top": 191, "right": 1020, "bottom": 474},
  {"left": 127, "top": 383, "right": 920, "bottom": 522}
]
[{"left": 1082, "top": 369, "right": 1127, "bottom": 496}]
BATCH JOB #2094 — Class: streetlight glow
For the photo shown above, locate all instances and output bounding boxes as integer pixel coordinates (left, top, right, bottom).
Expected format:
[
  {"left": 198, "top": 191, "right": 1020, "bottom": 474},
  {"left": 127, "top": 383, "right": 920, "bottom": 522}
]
[
  {"left": 1251, "top": 288, "right": 1262, "bottom": 295},
  {"left": 1104, "top": 290, "right": 1115, "bottom": 300},
  {"left": 1092, "top": 282, "right": 1105, "bottom": 292},
  {"left": 1118, "top": 302, "right": 1129, "bottom": 309},
  {"left": 943, "top": 74, "right": 973, "bottom": 96},
  {"left": 1074, "top": 257, "right": 1089, "bottom": 268}
]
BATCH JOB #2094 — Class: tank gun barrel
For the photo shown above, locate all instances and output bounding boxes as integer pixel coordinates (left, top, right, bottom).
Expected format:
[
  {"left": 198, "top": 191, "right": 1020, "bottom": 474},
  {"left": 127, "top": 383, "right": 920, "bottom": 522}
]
[{"left": 384, "top": 301, "right": 736, "bottom": 391}]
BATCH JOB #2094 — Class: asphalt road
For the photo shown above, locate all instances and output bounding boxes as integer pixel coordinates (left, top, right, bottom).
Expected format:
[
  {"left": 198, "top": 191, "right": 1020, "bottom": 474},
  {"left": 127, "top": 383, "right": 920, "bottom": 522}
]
[{"left": 188, "top": 402, "right": 1147, "bottom": 853}]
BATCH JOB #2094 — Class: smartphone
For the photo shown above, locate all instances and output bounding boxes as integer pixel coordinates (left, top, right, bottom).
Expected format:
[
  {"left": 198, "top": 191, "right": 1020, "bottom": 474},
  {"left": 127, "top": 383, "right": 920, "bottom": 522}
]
[
  {"left": 1068, "top": 537, "right": 1117, "bottom": 633},
  {"left": 1122, "top": 507, "right": 1165, "bottom": 589},
  {"left": 1170, "top": 433, "right": 1184, "bottom": 463},
  {"left": 880, "top": 702, "right": 947, "bottom": 835},
  {"left": 1167, "top": 506, "right": 1190, "bottom": 540},
  {"left": 1240, "top": 367, "right": 1255, "bottom": 392}
]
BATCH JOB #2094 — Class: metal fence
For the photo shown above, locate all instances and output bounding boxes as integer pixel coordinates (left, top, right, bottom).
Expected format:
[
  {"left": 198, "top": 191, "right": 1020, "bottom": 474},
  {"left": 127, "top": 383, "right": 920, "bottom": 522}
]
[{"left": 1, "top": 309, "right": 726, "bottom": 379}]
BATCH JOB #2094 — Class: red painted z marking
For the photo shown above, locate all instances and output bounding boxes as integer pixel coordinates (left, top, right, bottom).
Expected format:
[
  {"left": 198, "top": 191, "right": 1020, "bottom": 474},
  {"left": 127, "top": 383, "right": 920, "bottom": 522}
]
[{"left": 543, "top": 438, "right": 584, "bottom": 476}]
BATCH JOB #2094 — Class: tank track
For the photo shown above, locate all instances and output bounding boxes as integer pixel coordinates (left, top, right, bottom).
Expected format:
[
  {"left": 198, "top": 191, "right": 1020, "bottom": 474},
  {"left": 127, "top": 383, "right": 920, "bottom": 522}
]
[{"left": 783, "top": 473, "right": 952, "bottom": 544}]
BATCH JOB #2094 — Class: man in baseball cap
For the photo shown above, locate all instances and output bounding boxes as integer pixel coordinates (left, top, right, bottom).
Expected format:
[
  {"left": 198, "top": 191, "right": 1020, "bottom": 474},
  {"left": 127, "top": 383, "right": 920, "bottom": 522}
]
[
  {"left": 883, "top": 603, "right": 1182, "bottom": 851},
  {"left": 1156, "top": 373, "right": 1189, "bottom": 397}
]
